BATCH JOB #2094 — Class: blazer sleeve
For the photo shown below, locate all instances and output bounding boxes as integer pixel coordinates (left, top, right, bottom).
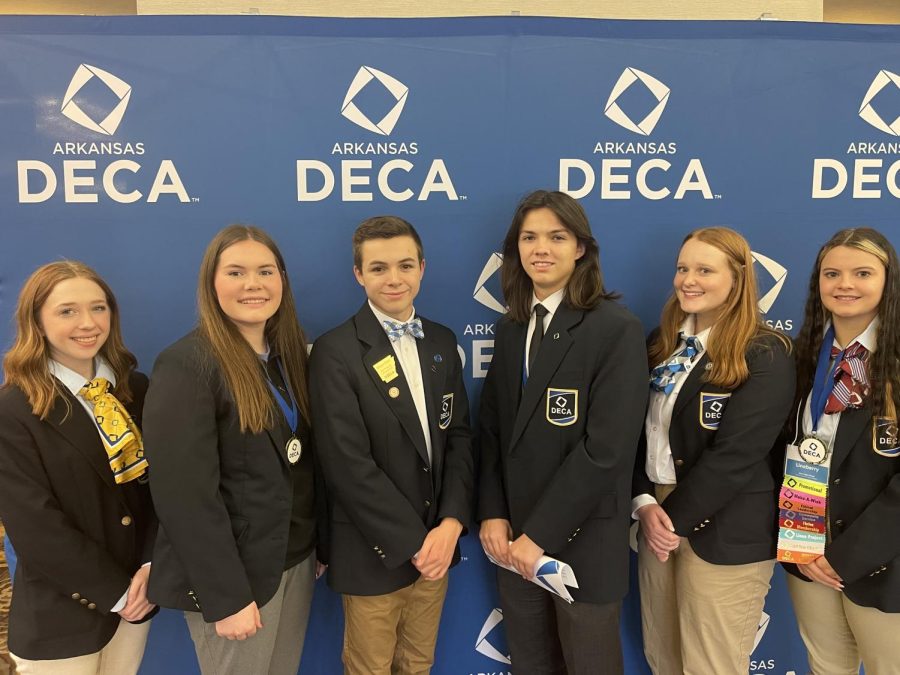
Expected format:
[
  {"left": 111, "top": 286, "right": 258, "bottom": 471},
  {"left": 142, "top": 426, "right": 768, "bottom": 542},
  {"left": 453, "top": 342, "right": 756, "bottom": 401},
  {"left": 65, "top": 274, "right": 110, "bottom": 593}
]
[
  {"left": 826, "top": 468, "right": 900, "bottom": 584},
  {"left": 0, "top": 401, "right": 131, "bottom": 614},
  {"left": 130, "top": 372, "right": 158, "bottom": 566},
  {"left": 435, "top": 345, "right": 475, "bottom": 529},
  {"left": 523, "top": 311, "right": 649, "bottom": 553},
  {"left": 662, "top": 339, "right": 796, "bottom": 536},
  {"left": 308, "top": 338, "right": 428, "bottom": 569},
  {"left": 476, "top": 323, "right": 510, "bottom": 522},
  {"left": 143, "top": 345, "right": 254, "bottom": 622}
]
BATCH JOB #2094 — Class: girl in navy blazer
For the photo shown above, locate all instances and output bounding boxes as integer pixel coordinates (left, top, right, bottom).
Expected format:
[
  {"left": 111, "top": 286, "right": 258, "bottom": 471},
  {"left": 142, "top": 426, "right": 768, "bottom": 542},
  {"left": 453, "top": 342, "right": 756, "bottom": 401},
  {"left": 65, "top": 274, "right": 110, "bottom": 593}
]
[
  {"left": 0, "top": 261, "right": 156, "bottom": 675},
  {"left": 143, "top": 226, "right": 320, "bottom": 675},
  {"left": 633, "top": 227, "right": 794, "bottom": 675},
  {"left": 782, "top": 228, "right": 900, "bottom": 674}
]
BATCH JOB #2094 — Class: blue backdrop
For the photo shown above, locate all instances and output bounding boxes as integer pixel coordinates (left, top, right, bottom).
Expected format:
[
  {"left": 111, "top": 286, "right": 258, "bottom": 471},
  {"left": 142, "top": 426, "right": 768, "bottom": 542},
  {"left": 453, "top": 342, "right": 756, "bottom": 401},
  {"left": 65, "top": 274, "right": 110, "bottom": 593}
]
[{"left": 2, "top": 15, "right": 899, "bottom": 674}]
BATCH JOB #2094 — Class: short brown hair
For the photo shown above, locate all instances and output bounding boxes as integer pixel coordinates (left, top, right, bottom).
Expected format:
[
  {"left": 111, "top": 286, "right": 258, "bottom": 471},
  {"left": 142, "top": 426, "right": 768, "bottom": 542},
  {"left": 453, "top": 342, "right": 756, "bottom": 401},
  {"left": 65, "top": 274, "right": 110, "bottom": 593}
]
[{"left": 352, "top": 216, "right": 424, "bottom": 269}]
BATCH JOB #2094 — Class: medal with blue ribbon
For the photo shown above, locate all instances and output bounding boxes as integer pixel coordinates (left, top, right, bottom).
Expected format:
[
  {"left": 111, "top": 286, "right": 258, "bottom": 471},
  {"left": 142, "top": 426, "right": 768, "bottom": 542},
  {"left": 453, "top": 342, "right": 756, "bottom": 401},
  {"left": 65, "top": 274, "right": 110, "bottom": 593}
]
[
  {"left": 265, "top": 357, "right": 302, "bottom": 464},
  {"left": 800, "top": 325, "right": 841, "bottom": 464}
]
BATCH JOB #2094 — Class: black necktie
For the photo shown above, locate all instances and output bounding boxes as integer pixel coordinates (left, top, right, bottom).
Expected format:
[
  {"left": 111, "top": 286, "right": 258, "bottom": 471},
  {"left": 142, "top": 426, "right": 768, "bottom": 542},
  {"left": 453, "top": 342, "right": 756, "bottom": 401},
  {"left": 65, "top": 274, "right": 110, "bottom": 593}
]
[{"left": 528, "top": 304, "right": 549, "bottom": 377}]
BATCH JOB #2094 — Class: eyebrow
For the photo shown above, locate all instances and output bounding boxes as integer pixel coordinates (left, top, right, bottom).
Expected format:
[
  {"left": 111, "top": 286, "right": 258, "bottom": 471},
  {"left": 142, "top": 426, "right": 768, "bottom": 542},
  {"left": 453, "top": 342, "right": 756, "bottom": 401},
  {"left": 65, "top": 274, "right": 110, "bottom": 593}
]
[
  {"left": 221, "top": 263, "right": 277, "bottom": 269},
  {"left": 520, "top": 228, "right": 569, "bottom": 235},
  {"left": 367, "top": 258, "right": 417, "bottom": 266},
  {"left": 53, "top": 299, "right": 106, "bottom": 308}
]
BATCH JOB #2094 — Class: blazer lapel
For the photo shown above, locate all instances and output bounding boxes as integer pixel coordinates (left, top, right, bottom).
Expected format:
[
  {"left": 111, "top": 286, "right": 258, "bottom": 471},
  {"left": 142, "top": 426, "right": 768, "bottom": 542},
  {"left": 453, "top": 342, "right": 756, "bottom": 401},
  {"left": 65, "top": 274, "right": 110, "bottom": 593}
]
[
  {"left": 46, "top": 390, "right": 116, "bottom": 489},
  {"left": 510, "top": 305, "right": 582, "bottom": 451},
  {"left": 671, "top": 353, "right": 710, "bottom": 421},
  {"left": 418, "top": 325, "right": 448, "bottom": 474},
  {"left": 830, "top": 404, "right": 872, "bottom": 472},
  {"left": 355, "top": 304, "right": 430, "bottom": 465}
]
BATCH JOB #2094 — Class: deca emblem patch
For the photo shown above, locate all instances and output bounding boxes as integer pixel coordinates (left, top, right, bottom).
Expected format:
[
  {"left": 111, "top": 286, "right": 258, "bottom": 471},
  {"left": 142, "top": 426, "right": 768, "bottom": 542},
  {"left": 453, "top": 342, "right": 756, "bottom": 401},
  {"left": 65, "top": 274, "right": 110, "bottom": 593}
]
[
  {"left": 546, "top": 388, "right": 578, "bottom": 427},
  {"left": 699, "top": 392, "right": 731, "bottom": 430},
  {"left": 873, "top": 417, "right": 899, "bottom": 457},
  {"left": 439, "top": 393, "right": 453, "bottom": 430}
]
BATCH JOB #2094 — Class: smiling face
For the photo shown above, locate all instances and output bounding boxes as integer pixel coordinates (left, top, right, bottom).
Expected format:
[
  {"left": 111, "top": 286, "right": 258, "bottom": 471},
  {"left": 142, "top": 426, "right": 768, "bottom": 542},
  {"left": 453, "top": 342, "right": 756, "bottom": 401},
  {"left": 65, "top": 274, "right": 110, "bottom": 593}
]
[
  {"left": 517, "top": 207, "right": 585, "bottom": 300},
  {"left": 819, "top": 244, "right": 885, "bottom": 338},
  {"left": 674, "top": 237, "right": 735, "bottom": 333},
  {"left": 39, "top": 277, "right": 110, "bottom": 379},
  {"left": 353, "top": 235, "right": 424, "bottom": 322},
  {"left": 213, "top": 238, "right": 283, "bottom": 346}
]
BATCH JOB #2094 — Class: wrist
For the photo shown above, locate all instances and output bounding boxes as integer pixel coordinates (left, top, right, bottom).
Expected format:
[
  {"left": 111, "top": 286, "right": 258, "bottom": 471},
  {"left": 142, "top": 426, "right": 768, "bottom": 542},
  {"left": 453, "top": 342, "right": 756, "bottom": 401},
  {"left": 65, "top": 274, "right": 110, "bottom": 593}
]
[{"left": 440, "top": 517, "right": 463, "bottom": 534}]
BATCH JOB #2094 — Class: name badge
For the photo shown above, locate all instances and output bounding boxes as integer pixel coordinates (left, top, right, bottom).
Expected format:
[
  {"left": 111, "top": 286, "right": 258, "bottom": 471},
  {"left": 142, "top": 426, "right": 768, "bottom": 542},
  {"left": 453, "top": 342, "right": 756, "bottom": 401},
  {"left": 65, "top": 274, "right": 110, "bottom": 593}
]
[
  {"left": 439, "top": 393, "right": 453, "bottom": 430},
  {"left": 699, "top": 392, "right": 730, "bottom": 430},
  {"left": 546, "top": 388, "right": 578, "bottom": 427},
  {"left": 873, "top": 417, "right": 899, "bottom": 457}
]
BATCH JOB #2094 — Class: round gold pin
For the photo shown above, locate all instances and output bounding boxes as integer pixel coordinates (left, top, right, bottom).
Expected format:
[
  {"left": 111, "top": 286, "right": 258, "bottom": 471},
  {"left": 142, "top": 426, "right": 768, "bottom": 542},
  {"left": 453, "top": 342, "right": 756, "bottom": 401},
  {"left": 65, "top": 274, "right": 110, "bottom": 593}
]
[{"left": 389, "top": 387, "right": 400, "bottom": 398}]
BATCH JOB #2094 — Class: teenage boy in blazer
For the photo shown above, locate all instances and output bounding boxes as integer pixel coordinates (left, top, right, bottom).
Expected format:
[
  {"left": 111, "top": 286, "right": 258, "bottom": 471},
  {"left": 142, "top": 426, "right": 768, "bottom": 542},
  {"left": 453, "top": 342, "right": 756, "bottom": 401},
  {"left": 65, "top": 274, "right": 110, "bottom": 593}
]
[
  {"left": 309, "top": 216, "right": 474, "bottom": 675},
  {"left": 478, "top": 191, "right": 648, "bottom": 675}
]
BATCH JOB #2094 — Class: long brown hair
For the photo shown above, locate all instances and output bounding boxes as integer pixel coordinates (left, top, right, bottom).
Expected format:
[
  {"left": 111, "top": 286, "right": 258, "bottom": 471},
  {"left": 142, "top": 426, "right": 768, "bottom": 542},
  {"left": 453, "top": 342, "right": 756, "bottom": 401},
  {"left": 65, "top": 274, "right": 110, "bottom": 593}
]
[
  {"left": 197, "top": 224, "right": 311, "bottom": 434},
  {"left": 501, "top": 190, "right": 616, "bottom": 323},
  {"left": 794, "top": 227, "right": 900, "bottom": 420},
  {"left": 648, "top": 227, "right": 789, "bottom": 389},
  {"left": 2, "top": 261, "right": 137, "bottom": 419}
]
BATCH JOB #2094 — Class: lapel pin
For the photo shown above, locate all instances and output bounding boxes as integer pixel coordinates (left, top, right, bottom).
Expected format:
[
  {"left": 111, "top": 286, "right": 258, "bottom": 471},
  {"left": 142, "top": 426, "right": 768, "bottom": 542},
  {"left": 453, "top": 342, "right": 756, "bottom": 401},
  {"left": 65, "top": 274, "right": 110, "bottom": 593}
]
[
  {"left": 705, "top": 363, "right": 713, "bottom": 371},
  {"left": 389, "top": 386, "right": 400, "bottom": 398},
  {"left": 431, "top": 364, "right": 437, "bottom": 373},
  {"left": 434, "top": 354, "right": 442, "bottom": 363},
  {"left": 553, "top": 333, "right": 560, "bottom": 340}
]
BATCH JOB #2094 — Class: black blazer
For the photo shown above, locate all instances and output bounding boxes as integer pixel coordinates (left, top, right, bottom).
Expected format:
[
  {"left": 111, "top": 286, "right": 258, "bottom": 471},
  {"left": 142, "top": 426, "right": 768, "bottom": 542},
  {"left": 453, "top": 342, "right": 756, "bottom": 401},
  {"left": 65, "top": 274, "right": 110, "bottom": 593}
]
[
  {"left": 143, "top": 332, "right": 315, "bottom": 622},
  {"left": 782, "top": 396, "right": 900, "bottom": 612},
  {"left": 633, "top": 333, "right": 795, "bottom": 565},
  {"left": 308, "top": 304, "right": 474, "bottom": 596},
  {"left": 477, "top": 301, "right": 648, "bottom": 604},
  {"left": 0, "top": 373, "right": 155, "bottom": 660}
]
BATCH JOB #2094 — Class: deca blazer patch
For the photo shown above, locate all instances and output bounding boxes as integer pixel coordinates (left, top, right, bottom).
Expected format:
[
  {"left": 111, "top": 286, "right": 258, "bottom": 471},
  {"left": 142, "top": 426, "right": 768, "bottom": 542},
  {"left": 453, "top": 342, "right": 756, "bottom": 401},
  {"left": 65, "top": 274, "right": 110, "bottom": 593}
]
[
  {"left": 439, "top": 393, "right": 453, "bottom": 430},
  {"left": 873, "top": 417, "right": 899, "bottom": 457},
  {"left": 546, "top": 388, "right": 578, "bottom": 427},
  {"left": 699, "top": 392, "right": 731, "bottom": 430}
]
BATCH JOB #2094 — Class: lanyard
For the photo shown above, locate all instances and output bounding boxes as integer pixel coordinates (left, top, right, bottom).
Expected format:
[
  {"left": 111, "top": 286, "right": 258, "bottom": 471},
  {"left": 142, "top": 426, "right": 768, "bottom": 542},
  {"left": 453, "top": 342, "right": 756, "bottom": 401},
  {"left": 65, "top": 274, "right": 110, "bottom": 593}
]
[
  {"left": 265, "top": 356, "right": 298, "bottom": 434},
  {"left": 808, "top": 325, "right": 842, "bottom": 433}
]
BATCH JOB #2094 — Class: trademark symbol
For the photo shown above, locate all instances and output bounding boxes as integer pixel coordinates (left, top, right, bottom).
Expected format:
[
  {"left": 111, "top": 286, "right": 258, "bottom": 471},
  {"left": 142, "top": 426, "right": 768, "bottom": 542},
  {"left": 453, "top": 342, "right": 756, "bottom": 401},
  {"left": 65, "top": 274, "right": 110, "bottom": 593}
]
[
  {"left": 459, "top": 194, "right": 468, "bottom": 200},
  {"left": 192, "top": 197, "right": 200, "bottom": 203},
  {"left": 714, "top": 194, "right": 722, "bottom": 199}
]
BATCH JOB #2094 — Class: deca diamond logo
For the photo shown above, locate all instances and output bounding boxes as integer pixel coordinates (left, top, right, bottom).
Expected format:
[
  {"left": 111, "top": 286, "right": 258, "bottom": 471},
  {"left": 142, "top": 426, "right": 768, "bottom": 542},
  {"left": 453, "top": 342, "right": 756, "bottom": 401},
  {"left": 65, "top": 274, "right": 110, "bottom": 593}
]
[
  {"left": 751, "top": 251, "right": 788, "bottom": 314},
  {"left": 475, "top": 608, "right": 511, "bottom": 664},
  {"left": 60, "top": 64, "right": 132, "bottom": 136},
  {"left": 859, "top": 69, "right": 900, "bottom": 136},
  {"left": 604, "top": 67, "right": 671, "bottom": 136},
  {"left": 473, "top": 252, "right": 506, "bottom": 313},
  {"left": 753, "top": 610, "right": 771, "bottom": 653},
  {"left": 341, "top": 66, "right": 409, "bottom": 136}
]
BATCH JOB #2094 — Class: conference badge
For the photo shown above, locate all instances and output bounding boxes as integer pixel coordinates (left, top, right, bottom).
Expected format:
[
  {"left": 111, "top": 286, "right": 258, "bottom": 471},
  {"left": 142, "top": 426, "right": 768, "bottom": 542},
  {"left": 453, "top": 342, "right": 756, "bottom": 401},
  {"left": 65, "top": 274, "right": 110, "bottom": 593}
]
[{"left": 546, "top": 388, "right": 578, "bottom": 427}]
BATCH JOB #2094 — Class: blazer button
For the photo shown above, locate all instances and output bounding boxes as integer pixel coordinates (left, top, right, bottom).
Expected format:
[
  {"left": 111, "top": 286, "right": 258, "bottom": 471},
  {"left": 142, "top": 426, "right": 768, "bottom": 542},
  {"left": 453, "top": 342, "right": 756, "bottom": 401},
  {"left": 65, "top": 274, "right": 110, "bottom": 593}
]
[
  {"left": 87, "top": 603, "right": 96, "bottom": 610},
  {"left": 835, "top": 519, "right": 844, "bottom": 528},
  {"left": 423, "top": 466, "right": 430, "bottom": 473},
  {"left": 424, "top": 500, "right": 432, "bottom": 507},
  {"left": 833, "top": 478, "right": 841, "bottom": 486},
  {"left": 121, "top": 516, "right": 133, "bottom": 526},
  {"left": 674, "top": 459, "right": 684, "bottom": 467},
  {"left": 80, "top": 598, "right": 88, "bottom": 605},
  {"left": 72, "top": 593, "right": 81, "bottom": 600}
]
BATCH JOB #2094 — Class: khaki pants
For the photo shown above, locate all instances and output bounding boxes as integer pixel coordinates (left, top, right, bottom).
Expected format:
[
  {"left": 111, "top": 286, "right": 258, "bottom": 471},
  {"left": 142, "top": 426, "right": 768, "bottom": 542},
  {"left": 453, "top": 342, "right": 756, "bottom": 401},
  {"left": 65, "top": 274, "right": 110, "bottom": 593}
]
[
  {"left": 342, "top": 575, "right": 448, "bottom": 675},
  {"left": 638, "top": 485, "right": 775, "bottom": 675},
  {"left": 0, "top": 520, "right": 14, "bottom": 675},
  {"left": 11, "top": 619, "right": 149, "bottom": 675},
  {"left": 787, "top": 573, "right": 900, "bottom": 675}
]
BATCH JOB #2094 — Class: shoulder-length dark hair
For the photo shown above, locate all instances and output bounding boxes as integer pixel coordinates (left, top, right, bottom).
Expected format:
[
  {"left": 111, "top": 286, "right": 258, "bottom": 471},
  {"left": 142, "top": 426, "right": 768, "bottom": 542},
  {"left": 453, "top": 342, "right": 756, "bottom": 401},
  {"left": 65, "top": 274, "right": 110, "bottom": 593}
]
[
  {"left": 2, "top": 261, "right": 136, "bottom": 419},
  {"left": 794, "top": 227, "right": 900, "bottom": 420},
  {"left": 648, "top": 227, "right": 790, "bottom": 389},
  {"left": 500, "top": 190, "right": 616, "bottom": 323},
  {"left": 197, "top": 225, "right": 311, "bottom": 434}
]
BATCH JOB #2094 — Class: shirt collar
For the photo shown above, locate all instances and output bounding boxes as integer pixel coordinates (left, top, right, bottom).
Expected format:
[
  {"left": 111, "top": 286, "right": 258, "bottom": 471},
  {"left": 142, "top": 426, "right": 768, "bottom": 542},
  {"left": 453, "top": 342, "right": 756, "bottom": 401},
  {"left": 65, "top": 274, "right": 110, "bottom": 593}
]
[
  {"left": 827, "top": 316, "right": 879, "bottom": 354},
  {"left": 531, "top": 288, "right": 566, "bottom": 317},
  {"left": 369, "top": 300, "right": 416, "bottom": 327},
  {"left": 679, "top": 316, "right": 713, "bottom": 350},
  {"left": 49, "top": 357, "right": 116, "bottom": 398}
]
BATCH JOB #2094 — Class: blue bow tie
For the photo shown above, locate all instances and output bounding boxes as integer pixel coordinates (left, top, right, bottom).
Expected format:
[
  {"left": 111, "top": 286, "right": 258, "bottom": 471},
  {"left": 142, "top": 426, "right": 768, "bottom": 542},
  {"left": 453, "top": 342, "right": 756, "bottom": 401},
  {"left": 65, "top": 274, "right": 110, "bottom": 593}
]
[{"left": 383, "top": 317, "right": 425, "bottom": 342}]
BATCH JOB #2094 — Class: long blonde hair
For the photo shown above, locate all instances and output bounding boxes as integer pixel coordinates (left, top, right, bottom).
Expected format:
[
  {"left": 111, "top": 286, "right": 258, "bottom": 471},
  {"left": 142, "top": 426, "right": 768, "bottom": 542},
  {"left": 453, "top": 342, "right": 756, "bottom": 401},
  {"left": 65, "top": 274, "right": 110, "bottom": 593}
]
[
  {"left": 2, "top": 261, "right": 136, "bottom": 418},
  {"left": 648, "top": 227, "right": 789, "bottom": 389},
  {"left": 197, "top": 225, "right": 311, "bottom": 434}
]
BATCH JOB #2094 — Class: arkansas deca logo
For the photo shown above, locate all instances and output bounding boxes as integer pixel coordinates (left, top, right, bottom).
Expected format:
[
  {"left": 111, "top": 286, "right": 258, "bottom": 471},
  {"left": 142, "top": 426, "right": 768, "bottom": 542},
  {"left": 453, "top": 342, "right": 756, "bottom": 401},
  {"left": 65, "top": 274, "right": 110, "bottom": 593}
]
[
  {"left": 341, "top": 66, "right": 409, "bottom": 135},
  {"left": 859, "top": 69, "right": 900, "bottom": 136},
  {"left": 61, "top": 64, "right": 132, "bottom": 136},
  {"left": 604, "top": 67, "right": 671, "bottom": 136}
]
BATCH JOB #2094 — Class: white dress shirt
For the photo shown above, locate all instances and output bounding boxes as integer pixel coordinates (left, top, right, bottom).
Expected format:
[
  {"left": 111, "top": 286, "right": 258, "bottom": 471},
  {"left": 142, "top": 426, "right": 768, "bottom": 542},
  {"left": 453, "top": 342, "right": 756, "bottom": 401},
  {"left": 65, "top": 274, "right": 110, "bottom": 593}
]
[
  {"left": 369, "top": 301, "right": 433, "bottom": 464},
  {"left": 632, "top": 317, "right": 712, "bottom": 516},
  {"left": 524, "top": 288, "right": 565, "bottom": 378}
]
